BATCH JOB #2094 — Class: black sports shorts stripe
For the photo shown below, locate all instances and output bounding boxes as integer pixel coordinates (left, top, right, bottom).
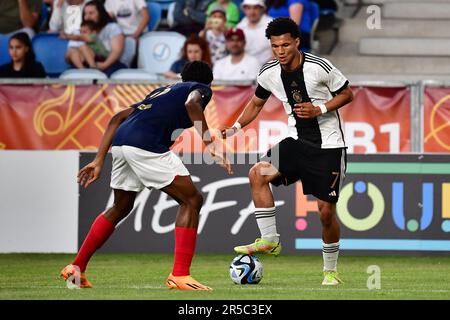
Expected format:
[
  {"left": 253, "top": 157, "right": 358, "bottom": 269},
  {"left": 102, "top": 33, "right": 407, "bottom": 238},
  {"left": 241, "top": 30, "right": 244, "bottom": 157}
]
[{"left": 261, "top": 137, "right": 346, "bottom": 203}]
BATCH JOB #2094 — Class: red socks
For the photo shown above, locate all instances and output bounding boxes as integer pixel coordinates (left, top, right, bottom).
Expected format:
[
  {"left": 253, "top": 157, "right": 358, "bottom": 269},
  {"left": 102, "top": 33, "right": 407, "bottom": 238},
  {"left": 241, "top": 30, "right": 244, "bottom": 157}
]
[
  {"left": 72, "top": 214, "right": 115, "bottom": 272},
  {"left": 73, "top": 217, "right": 197, "bottom": 276},
  {"left": 172, "top": 227, "right": 197, "bottom": 276}
]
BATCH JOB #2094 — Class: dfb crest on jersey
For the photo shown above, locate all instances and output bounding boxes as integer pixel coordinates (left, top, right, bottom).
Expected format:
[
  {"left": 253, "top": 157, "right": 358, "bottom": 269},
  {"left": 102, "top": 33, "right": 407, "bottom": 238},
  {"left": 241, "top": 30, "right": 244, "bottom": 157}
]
[{"left": 292, "top": 90, "right": 303, "bottom": 103}]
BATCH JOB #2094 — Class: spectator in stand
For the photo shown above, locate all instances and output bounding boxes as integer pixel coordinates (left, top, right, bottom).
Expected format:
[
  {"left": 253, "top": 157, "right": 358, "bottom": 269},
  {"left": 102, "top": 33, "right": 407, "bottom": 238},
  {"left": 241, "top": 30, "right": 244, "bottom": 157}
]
[
  {"left": 213, "top": 28, "right": 260, "bottom": 81},
  {"left": 50, "top": 1, "right": 89, "bottom": 68},
  {"left": 207, "top": 0, "right": 240, "bottom": 28},
  {"left": 171, "top": 0, "right": 213, "bottom": 37},
  {"left": 104, "top": 0, "right": 149, "bottom": 40},
  {"left": 49, "top": 0, "right": 89, "bottom": 33},
  {"left": 199, "top": 4, "right": 227, "bottom": 64},
  {"left": 237, "top": 0, "right": 273, "bottom": 66},
  {"left": 61, "top": 20, "right": 109, "bottom": 68},
  {"left": 0, "top": 0, "right": 42, "bottom": 39},
  {"left": 65, "top": 0, "right": 125, "bottom": 76},
  {"left": 266, "top": 0, "right": 312, "bottom": 50},
  {"left": 0, "top": 32, "right": 46, "bottom": 78},
  {"left": 164, "top": 34, "right": 212, "bottom": 80}
]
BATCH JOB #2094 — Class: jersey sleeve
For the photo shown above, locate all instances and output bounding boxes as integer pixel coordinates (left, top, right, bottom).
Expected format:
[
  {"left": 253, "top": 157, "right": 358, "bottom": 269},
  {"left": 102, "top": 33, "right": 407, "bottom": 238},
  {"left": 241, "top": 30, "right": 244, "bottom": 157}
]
[
  {"left": 321, "top": 58, "right": 349, "bottom": 94},
  {"left": 190, "top": 84, "right": 213, "bottom": 109},
  {"left": 255, "top": 63, "right": 273, "bottom": 100}
]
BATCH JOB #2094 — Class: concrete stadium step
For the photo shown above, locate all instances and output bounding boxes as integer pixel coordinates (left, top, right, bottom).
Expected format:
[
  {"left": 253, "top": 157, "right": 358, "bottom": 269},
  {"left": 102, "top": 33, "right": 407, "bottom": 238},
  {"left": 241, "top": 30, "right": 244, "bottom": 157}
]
[
  {"left": 322, "top": 55, "right": 450, "bottom": 75},
  {"left": 383, "top": 2, "right": 450, "bottom": 19},
  {"left": 339, "top": 19, "right": 450, "bottom": 43},
  {"left": 359, "top": 37, "right": 450, "bottom": 56}
]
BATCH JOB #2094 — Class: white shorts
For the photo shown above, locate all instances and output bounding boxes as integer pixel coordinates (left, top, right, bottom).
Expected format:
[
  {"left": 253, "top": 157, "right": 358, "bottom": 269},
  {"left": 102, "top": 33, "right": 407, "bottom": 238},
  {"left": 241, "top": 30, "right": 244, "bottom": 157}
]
[{"left": 110, "top": 146, "right": 189, "bottom": 192}]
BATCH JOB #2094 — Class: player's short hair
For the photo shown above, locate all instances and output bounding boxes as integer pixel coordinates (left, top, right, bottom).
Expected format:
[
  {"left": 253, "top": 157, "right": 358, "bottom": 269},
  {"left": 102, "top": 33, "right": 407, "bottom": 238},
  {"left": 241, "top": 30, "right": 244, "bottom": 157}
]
[
  {"left": 265, "top": 17, "right": 301, "bottom": 40},
  {"left": 181, "top": 61, "right": 213, "bottom": 85}
]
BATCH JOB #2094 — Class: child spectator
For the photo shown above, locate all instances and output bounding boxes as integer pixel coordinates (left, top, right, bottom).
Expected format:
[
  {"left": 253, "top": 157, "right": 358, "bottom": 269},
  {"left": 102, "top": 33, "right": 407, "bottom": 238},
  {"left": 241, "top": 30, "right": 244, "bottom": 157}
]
[
  {"left": 61, "top": 20, "right": 108, "bottom": 69},
  {"left": 206, "top": 0, "right": 240, "bottom": 28},
  {"left": 199, "top": 4, "right": 227, "bottom": 64}
]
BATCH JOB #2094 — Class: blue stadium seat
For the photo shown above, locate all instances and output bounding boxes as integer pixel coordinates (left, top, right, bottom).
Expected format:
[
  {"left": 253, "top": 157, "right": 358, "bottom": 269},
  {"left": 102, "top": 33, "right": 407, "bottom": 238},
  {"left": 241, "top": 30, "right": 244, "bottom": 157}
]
[
  {"left": 59, "top": 69, "right": 108, "bottom": 80},
  {"left": 138, "top": 31, "right": 186, "bottom": 74},
  {"left": 32, "top": 33, "right": 71, "bottom": 77},
  {"left": 147, "top": 2, "right": 162, "bottom": 31},
  {"left": 0, "top": 35, "right": 11, "bottom": 66}
]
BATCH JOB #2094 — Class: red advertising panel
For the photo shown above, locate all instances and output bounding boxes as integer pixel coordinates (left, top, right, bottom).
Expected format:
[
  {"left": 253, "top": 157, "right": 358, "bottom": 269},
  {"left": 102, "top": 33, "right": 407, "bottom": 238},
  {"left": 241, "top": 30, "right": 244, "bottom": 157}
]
[
  {"left": 424, "top": 87, "right": 450, "bottom": 153},
  {"left": 339, "top": 86, "right": 410, "bottom": 153},
  {"left": 0, "top": 84, "right": 410, "bottom": 153}
]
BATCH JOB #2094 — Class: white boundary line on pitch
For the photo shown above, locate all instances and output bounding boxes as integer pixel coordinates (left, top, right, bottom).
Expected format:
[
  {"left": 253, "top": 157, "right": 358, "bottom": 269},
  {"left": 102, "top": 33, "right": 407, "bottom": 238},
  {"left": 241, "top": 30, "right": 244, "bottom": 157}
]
[{"left": 1, "top": 285, "right": 449, "bottom": 293}]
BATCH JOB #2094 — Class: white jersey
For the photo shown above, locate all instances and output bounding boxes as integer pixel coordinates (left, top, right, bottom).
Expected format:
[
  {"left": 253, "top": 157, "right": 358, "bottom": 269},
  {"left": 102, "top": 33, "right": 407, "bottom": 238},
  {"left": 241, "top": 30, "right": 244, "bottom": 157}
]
[{"left": 256, "top": 52, "right": 349, "bottom": 149}]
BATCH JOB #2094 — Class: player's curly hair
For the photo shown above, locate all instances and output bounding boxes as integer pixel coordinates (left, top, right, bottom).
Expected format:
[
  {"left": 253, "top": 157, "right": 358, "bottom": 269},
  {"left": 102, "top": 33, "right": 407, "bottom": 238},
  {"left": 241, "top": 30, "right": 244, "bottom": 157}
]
[
  {"left": 181, "top": 61, "right": 213, "bottom": 85},
  {"left": 265, "top": 17, "right": 301, "bottom": 40}
]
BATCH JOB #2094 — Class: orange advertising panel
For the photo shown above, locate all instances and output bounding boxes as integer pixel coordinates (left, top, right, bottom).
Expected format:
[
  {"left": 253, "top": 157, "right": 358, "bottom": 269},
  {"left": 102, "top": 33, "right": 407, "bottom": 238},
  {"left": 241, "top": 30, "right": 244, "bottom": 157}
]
[
  {"left": 0, "top": 84, "right": 410, "bottom": 153},
  {"left": 338, "top": 86, "right": 411, "bottom": 153},
  {"left": 424, "top": 87, "right": 450, "bottom": 153}
]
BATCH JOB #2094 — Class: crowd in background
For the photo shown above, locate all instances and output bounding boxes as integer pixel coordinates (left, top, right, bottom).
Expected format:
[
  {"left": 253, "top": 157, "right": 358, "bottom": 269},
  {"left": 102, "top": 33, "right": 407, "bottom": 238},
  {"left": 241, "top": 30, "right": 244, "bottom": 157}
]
[{"left": 0, "top": 0, "right": 337, "bottom": 80}]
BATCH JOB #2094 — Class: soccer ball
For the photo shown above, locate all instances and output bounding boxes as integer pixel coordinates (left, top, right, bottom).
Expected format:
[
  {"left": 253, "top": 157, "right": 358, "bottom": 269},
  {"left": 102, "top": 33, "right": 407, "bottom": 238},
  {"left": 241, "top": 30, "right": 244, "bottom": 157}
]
[{"left": 229, "top": 254, "right": 263, "bottom": 284}]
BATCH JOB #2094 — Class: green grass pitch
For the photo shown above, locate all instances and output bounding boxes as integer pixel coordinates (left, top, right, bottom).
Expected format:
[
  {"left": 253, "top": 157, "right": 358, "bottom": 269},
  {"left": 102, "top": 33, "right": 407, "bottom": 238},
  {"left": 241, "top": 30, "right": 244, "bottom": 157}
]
[{"left": 1, "top": 253, "right": 450, "bottom": 300}]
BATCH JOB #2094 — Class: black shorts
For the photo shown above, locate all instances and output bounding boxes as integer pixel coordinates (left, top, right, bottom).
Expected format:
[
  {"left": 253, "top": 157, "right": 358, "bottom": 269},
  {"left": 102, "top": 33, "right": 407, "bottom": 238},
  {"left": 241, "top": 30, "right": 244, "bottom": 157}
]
[{"left": 262, "top": 137, "right": 347, "bottom": 203}]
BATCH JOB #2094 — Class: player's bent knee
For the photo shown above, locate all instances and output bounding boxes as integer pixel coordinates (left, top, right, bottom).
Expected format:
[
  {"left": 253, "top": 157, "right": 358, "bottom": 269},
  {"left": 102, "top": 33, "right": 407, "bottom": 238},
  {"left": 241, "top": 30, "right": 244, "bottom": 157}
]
[
  {"left": 249, "top": 162, "right": 271, "bottom": 186},
  {"left": 186, "top": 192, "right": 203, "bottom": 211},
  {"left": 319, "top": 206, "right": 335, "bottom": 226}
]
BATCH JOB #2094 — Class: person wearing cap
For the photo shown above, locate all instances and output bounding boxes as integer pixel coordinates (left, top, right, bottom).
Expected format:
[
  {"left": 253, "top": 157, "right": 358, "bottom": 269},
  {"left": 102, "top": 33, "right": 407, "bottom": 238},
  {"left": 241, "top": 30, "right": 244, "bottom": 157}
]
[
  {"left": 236, "top": 0, "right": 274, "bottom": 66},
  {"left": 199, "top": 4, "right": 227, "bottom": 64},
  {"left": 206, "top": 0, "right": 240, "bottom": 28},
  {"left": 213, "top": 27, "right": 260, "bottom": 81}
]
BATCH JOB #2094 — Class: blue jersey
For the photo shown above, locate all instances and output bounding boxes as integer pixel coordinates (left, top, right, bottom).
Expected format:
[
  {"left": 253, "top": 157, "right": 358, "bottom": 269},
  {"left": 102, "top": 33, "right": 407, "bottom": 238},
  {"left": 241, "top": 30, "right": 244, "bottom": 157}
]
[{"left": 112, "top": 82, "right": 212, "bottom": 153}]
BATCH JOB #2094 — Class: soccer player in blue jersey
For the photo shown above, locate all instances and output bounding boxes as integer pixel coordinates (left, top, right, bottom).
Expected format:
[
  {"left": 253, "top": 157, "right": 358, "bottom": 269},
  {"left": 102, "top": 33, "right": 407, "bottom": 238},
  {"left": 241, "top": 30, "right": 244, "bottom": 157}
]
[{"left": 60, "top": 61, "right": 232, "bottom": 291}]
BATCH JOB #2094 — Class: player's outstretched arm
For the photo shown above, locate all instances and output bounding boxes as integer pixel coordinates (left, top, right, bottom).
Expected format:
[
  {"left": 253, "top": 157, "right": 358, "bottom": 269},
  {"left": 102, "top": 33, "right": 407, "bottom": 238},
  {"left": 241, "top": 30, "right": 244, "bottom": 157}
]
[
  {"left": 78, "top": 107, "right": 134, "bottom": 188},
  {"left": 185, "top": 90, "right": 233, "bottom": 175},
  {"left": 221, "top": 94, "right": 267, "bottom": 138}
]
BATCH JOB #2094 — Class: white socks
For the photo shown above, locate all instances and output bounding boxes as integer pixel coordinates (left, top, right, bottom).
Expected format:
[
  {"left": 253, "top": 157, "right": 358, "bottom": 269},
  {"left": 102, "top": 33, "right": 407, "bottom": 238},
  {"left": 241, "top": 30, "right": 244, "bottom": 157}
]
[
  {"left": 254, "top": 207, "right": 279, "bottom": 243},
  {"left": 323, "top": 242, "right": 340, "bottom": 272}
]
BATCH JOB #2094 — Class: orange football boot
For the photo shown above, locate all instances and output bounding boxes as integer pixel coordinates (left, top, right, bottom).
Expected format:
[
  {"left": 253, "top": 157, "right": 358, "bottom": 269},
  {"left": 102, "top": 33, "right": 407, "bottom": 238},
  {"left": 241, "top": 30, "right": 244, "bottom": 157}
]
[
  {"left": 60, "top": 264, "right": 93, "bottom": 288},
  {"left": 166, "top": 273, "right": 212, "bottom": 291}
]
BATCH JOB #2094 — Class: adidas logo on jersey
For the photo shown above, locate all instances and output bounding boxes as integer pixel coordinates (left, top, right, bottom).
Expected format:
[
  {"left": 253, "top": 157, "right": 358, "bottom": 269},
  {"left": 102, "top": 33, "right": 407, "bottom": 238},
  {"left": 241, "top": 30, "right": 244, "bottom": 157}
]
[
  {"left": 290, "top": 80, "right": 298, "bottom": 87},
  {"left": 329, "top": 190, "right": 337, "bottom": 196}
]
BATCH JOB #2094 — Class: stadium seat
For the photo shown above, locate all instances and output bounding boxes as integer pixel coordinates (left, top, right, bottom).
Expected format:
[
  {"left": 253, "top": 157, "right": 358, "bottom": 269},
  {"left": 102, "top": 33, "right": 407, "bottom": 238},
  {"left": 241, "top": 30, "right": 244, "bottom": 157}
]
[
  {"left": 32, "top": 33, "right": 71, "bottom": 77},
  {"left": 0, "top": 35, "right": 11, "bottom": 66},
  {"left": 147, "top": 2, "right": 162, "bottom": 31},
  {"left": 138, "top": 31, "right": 186, "bottom": 74},
  {"left": 110, "top": 69, "right": 159, "bottom": 80},
  {"left": 59, "top": 69, "right": 108, "bottom": 79}
]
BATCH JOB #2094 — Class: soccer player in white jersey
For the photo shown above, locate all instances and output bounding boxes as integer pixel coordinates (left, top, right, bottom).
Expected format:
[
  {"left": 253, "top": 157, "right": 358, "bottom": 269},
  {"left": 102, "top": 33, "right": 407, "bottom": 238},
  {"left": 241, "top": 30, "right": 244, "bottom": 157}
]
[{"left": 222, "top": 17, "right": 353, "bottom": 285}]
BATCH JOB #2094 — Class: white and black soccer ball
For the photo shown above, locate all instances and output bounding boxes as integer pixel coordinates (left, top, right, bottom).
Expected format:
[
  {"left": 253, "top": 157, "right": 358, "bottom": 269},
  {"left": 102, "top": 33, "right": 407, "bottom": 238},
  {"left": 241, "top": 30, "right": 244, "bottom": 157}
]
[{"left": 229, "top": 254, "right": 263, "bottom": 284}]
